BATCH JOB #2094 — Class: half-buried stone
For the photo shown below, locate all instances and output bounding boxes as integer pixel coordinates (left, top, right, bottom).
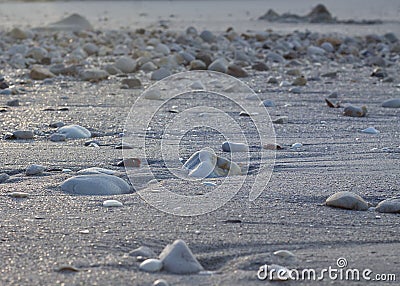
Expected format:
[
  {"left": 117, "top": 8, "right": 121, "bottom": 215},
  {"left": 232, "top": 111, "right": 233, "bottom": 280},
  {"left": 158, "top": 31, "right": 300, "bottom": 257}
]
[
  {"left": 381, "top": 98, "right": 400, "bottom": 108},
  {"left": 375, "top": 198, "right": 400, "bottom": 213},
  {"left": 77, "top": 167, "right": 118, "bottom": 175},
  {"left": 325, "top": 191, "right": 369, "bottom": 211},
  {"left": 61, "top": 174, "right": 131, "bottom": 195},
  {"left": 57, "top": 124, "right": 91, "bottom": 139},
  {"left": 183, "top": 147, "right": 242, "bottom": 178}
]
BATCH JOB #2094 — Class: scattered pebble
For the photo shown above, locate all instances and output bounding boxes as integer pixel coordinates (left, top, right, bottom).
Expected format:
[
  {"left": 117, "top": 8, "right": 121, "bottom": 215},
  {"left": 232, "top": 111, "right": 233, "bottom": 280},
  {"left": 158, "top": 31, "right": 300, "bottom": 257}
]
[
  {"left": 153, "top": 279, "right": 169, "bottom": 286},
  {"left": 121, "top": 78, "right": 142, "bottom": 89},
  {"left": 12, "top": 130, "right": 34, "bottom": 140},
  {"left": 80, "top": 69, "right": 108, "bottom": 81},
  {"left": 343, "top": 105, "right": 367, "bottom": 117},
  {"left": 60, "top": 174, "right": 131, "bottom": 195},
  {"left": 139, "top": 259, "right": 163, "bottom": 273},
  {"left": 8, "top": 192, "right": 29, "bottom": 198},
  {"left": 291, "top": 142, "right": 303, "bottom": 149},
  {"left": 221, "top": 141, "right": 248, "bottom": 152},
  {"left": 381, "top": 98, "right": 400, "bottom": 108},
  {"left": 272, "top": 116, "right": 288, "bottom": 124},
  {"left": 203, "top": 181, "right": 217, "bottom": 187},
  {"left": 49, "top": 133, "right": 66, "bottom": 142},
  {"left": 0, "top": 173, "right": 10, "bottom": 183},
  {"left": 30, "top": 66, "right": 55, "bottom": 80},
  {"left": 375, "top": 198, "right": 400, "bottom": 213},
  {"left": 151, "top": 68, "right": 171, "bottom": 80},
  {"left": 77, "top": 167, "right": 117, "bottom": 175},
  {"left": 261, "top": 99, "right": 275, "bottom": 107},
  {"left": 57, "top": 124, "right": 91, "bottom": 139},
  {"left": 273, "top": 250, "right": 295, "bottom": 259},
  {"left": 103, "top": 199, "right": 123, "bottom": 207},
  {"left": 130, "top": 246, "right": 156, "bottom": 258},
  {"left": 325, "top": 191, "right": 369, "bottom": 211},
  {"left": 159, "top": 239, "right": 204, "bottom": 274},
  {"left": 361, "top": 127, "right": 380, "bottom": 134},
  {"left": 208, "top": 58, "right": 228, "bottom": 73},
  {"left": 115, "top": 56, "right": 136, "bottom": 73},
  {"left": 26, "top": 164, "right": 45, "bottom": 176},
  {"left": 227, "top": 64, "right": 248, "bottom": 77},
  {"left": 6, "top": 99, "right": 19, "bottom": 107},
  {"left": 263, "top": 143, "right": 283, "bottom": 150},
  {"left": 117, "top": 158, "right": 141, "bottom": 168},
  {"left": 143, "top": 90, "right": 162, "bottom": 100}
]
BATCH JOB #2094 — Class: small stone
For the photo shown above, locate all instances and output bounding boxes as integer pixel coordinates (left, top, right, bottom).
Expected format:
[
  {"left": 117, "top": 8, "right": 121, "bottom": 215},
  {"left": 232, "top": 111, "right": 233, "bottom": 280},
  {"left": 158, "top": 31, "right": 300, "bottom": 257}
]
[
  {"left": 291, "top": 142, "right": 303, "bottom": 149},
  {"left": 189, "top": 60, "right": 207, "bottom": 70},
  {"left": 49, "top": 133, "right": 67, "bottom": 142},
  {"left": 266, "top": 52, "right": 285, "bottom": 63},
  {"left": 117, "top": 158, "right": 141, "bottom": 168},
  {"left": 343, "top": 105, "right": 367, "bottom": 117},
  {"left": 190, "top": 80, "right": 205, "bottom": 90},
  {"left": 130, "top": 246, "right": 156, "bottom": 258},
  {"left": 263, "top": 143, "right": 283, "bottom": 150},
  {"left": 80, "top": 69, "right": 108, "bottom": 81},
  {"left": 307, "top": 45, "right": 326, "bottom": 56},
  {"left": 292, "top": 75, "right": 307, "bottom": 86},
  {"left": 252, "top": 62, "right": 269, "bottom": 71},
  {"left": 289, "top": 87, "right": 302, "bottom": 94},
  {"left": 279, "top": 80, "right": 291, "bottom": 87},
  {"left": 49, "top": 121, "right": 65, "bottom": 128},
  {"left": 8, "top": 27, "right": 29, "bottom": 40},
  {"left": 77, "top": 167, "right": 117, "bottom": 175},
  {"left": 381, "top": 98, "right": 400, "bottom": 108},
  {"left": 361, "top": 127, "right": 379, "bottom": 134},
  {"left": 322, "top": 71, "right": 337, "bottom": 78},
  {"left": 227, "top": 64, "right": 248, "bottom": 78},
  {"left": 273, "top": 250, "right": 295, "bottom": 259},
  {"left": 57, "top": 125, "right": 91, "bottom": 139},
  {"left": 26, "top": 164, "right": 45, "bottom": 176},
  {"left": 82, "top": 43, "right": 99, "bottom": 55},
  {"left": 139, "top": 259, "right": 163, "bottom": 273},
  {"left": 208, "top": 59, "right": 228, "bottom": 73},
  {"left": 153, "top": 279, "right": 169, "bottom": 286},
  {"left": 325, "top": 191, "right": 369, "bottom": 211},
  {"left": 375, "top": 198, "right": 400, "bottom": 213},
  {"left": 121, "top": 78, "right": 142, "bottom": 89},
  {"left": 115, "top": 142, "right": 134, "bottom": 149},
  {"left": 60, "top": 174, "right": 131, "bottom": 195},
  {"left": 371, "top": 67, "right": 388, "bottom": 78},
  {"left": 155, "top": 43, "right": 170, "bottom": 55},
  {"left": 222, "top": 141, "right": 248, "bottom": 152},
  {"left": 159, "top": 239, "right": 204, "bottom": 274},
  {"left": 6, "top": 99, "right": 20, "bottom": 107},
  {"left": 143, "top": 90, "right": 162, "bottom": 100},
  {"left": 30, "top": 66, "right": 55, "bottom": 80},
  {"left": 0, "top": 173, "right": 10, "bottom": 184},
  {"left": 13, "top": 130, "right": 34, "bottom": 140},
  {"left": 151, "top": 68, "right": 171, "bottom": 80},
  {"left": 103, "top": 199, "right": 123, "bottom": 207},
  {"left": 8, "top": 192, "right": 29, "bottom": 198},
  {"left": 272, "top": 116, "right": 288, "bottom": 124},
  {"left": 115, "top": 57, "right": 136, "bottom": 73},
  {"left": 267, "top": 77, "right": 278, "bottom": 84},
  {"left": 104, "top": 65, "right": 121, "bottom": 75},
  {"left": 50, "top": 64, "right": 79, "bottom": 76},
  {"left": 141, "top": 61, "right": 158, "bottom": 72},
  {"left": 199, "top": 30, "right": 215, "bottom": 43},
  {"left": 321, "top": 42, "right": 335, "bottom": 52},
  {"left": 261, "top": 99, "right": 275, "bottom": 107},
  {"left": 27, "top": 47, "right": 48, "bottom": 62}
]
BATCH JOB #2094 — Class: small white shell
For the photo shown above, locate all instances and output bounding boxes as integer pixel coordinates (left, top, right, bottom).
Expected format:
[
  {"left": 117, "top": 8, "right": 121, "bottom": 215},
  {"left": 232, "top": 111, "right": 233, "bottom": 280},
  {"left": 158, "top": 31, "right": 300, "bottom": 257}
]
[
  {"left": 103, "top": 200, "right": 123, "bottom": 207},
  {"left": 139, "top": 259, "right": 163, "bottom": 272}
]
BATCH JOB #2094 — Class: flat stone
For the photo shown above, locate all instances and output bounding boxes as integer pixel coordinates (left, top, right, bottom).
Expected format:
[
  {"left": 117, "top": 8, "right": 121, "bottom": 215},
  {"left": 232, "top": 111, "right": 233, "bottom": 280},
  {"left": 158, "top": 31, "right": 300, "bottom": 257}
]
[
  {"left": 77, "top": 167, "right": 117, "bottom": 175},
  {"left": 57, "top": 125, "right": 91, "bottom": 139},
  {"left": 189, "top": 60, "right": 207, "bottom": 70},
  {"left": 159, "top": 239, "right": 204, "bottom": 274},
  {"left": 30, "top": 66, "right": 55, "bottom": 80},
  {"left": 375, "top": 198, "right": 400, "bottom": 213},
  {"left": 325, "top": 191, "right": 369, "bottom": 211},
  {"left": 60, "top": 174, "right": 131, "bottom": 195},
  {"left": 121, "top": 78, "right": 142, "bottom": 89},
  {"left": 130, "top": 246, "right": 156, "bottom": 258},
  {"left": 151, "top": 68, "right": 171, "bottom": 80},
  {"left": 102, "top": 199, "right": 123, "bottom": 207},
  {"left": 208, "top": 58, "right": 228, "bottom": 73},
  {"left": 222, "top": 141, "right": 248, "bottom": 152},
  {"left": 343, "top": 105, "right": 367, "bottom": 117},
  {"left": 26, "top": 164, "right": 45, "bottom": 176},
  {"left": 0, "top": 173, "right": 10, "bottom": 184},
  {"left": 227, "top": 64, "right": 248, "bottom": 77},
  {"left": 381, "top": 98, "right": 400, "bottom": 108},
  {"left": 80, "top": 69, "right": 108, "bottom": 81},
  {"left": 49, "top": 133, "right": 66, "bottom": 142},
  {"left": 13, "top": 130, "right": 34, "bottom": 140},
  {"left": 6, "top": 99, "right": 20, "bottom": 107}
]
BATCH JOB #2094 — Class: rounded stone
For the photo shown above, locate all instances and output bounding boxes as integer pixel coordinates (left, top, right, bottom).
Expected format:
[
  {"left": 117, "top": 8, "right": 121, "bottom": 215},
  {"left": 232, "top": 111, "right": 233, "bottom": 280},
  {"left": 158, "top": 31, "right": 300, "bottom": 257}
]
[
  {"left": 26, "top": 164, "right": 45, "bottom": 176},
  {"left": 49, "top": 133, "right": 67, "bottom": 142},
  {"left": 151, "top": 68, "right": 171, "bottom": 80},
  {"left": 13, "top": 130, "right": 34, "bottom": 140},
  {"left": 208, "top": 58, "right": 228, "bottom": 73},
  {"left": 325, "top": 191, "right": 369, "bottom": 211},
  {"left": 115, "top": 56, "right": 136, "bottom": 73},
  {"left": 139, "top": 259, "right": 163, "bottom": 273},
  {"left": 381, "top": 98, "right": 400, "bottom": 108},
  {"left": 189, "top": 60, "right": 207, "bottom": 70},
  {"left": 57, "top": 125, "right": 91, "bottom": 139},
  {"left": 375, "top": 198, "right": 400, "bottom": 213}
]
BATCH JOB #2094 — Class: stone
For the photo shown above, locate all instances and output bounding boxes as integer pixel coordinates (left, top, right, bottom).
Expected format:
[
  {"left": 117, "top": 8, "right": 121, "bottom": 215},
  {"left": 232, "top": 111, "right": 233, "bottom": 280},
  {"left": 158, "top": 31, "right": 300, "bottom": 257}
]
[
  {"left": 121, "top": 78, "right": 142, "bottom": 89},
  {"left": 222, "top": 141, "right": 248, "bottom": 152},
  {"left": 151, "top": 68, "right": 171, "bottom": 80},
  {"left": 227, "top": 64, "right": 248, "bottom": 77},
  {"left": 291, "top": 142, "right": 303, "bottom": 149},
  {"left": 60, "top": 174, "right": 131, "bottom": 195},
  {"left": 50, "top": 64, "right": 79, "bottom": 76},
  {"left": 153, "top": 279, "right": 169, "bottom": 286},
  {"left": 325, "top": 191, "right": 369, "bottom": 211},
  {"left": 159, "top": 240, "right": 204, "bottom": 274},
  {"left": 103, "top": 199, "right": 123, "bottom": 207},
  {"left": 189, "top": 60, "right": 207, "bottom": 70},
  {"left": 361, "top": 127, "right": 379, "bottom": 134},
  {"left": 190, "top": 80, "right": 205, "bottom": 90},
  {"left": 343, "top": 105, "right": 367, "bottom": 117},
  {"left": 8, "top": 192, "right": 29, "bottom": 198},
  {"left": 49, "top": 121, "right": 65, "bottom": 128},
  {"left": 307, "top": 45, "right": 326, "bottom": 56},
  {"left": 272, "top": 116, "right": 288, "bottom": 124},
  {"left": 104, "top": 65, "right": 121, "bottom": 75},
  {"left": 47, "top": 13, "right": 93, "bottom": 31},
  {"left": 183, "top": 148, "right": 242, "bottom": 178},
  {"left": 292, "top": 75, "right": 307, "bottom": 86},
  {"left": 143, "top": 90, "right": 162, "bottom": 100},
  {"left": 381, "top": 98, "right": 400, "bottom": 108},
  {"left": 49, "top": 133, "right": 66, "bottom": 142},
  {"left": 130, "top": 246, "right": 156, "bottom": 258},
  {"left": 263, "top": 143, "right": 283, "bottom": 150},
  {"left": 208, "top": 58, "right": 228, "bottom": 73},
  {"left": 77, "top": 167, "right": 117, "bottom": 175},
  {"left": 57, "top": 125, "right": 91, "bottom": 139},
  {"left": 266, "top": 52, "right": 285, "bottom": 63},
  {"left": 155, "top": 43, "right": 170, "bottom": 55},
  {"left": 6, "top": 99, "right": 19, "bottom": 107},
  {"left": 82, "top": 43, "right": 99, "bottom": 56},
  {"left": 321, "top": 42, "right": 335, "bottom": 52},
  {"left": 273, "top": 250, "right": 295, "bottom": 259},
  {"left": 375, "top": 198, "right": 400, "bottom": 213},
  {"left": 139, "top": 259, "right": 163, "bottom": 273},
  {"left": 307, "top": 4, "right": 334, "bottom": 23},
  {"left": 252, "top": 62, "right": 269, "bottom": 71},
  {"left": 26, "top": 164, "right": 45, "bottom": 176},
  {"left": 261, "top": 99, "right": 275, "bottom": 107},
  {"left": 80, "top": 69, "right": 108, "bottom": 81},
  {"left": 199, "top": 30, "right": 215, "bottom": 43},
  {"left": 0, "top": 173, "right": 10, "bottom": 184},
  {"left": 30, "top": 66, "right": 55, "bottom": 80},
  {"left": 141, "top": 61, "right": 158, "bottom": 72},
  {"left": 115, "top": 57, "right": 136, "bottom": 73},
  {"left": 8, "top": 27, "right": 30, "bottom": 40},
  {"left": 27, "top": 47, "right": 48, "bottom": 62},
  {"left": 13, "top": 130, "right": 34, "bottom": 140}
]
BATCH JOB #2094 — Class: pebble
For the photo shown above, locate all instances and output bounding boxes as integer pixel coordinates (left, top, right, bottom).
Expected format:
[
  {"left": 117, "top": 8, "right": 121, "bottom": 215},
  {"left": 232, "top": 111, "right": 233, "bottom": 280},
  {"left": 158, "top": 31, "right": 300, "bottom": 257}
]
[
  {"left": 12, "top": 130, "right": 34, "bottom": 140},
  {"left": 289, "top": 87, "right": 302, "bottom": 94},
  {"left": 130, "top": 246, "right": 156, "bottom": 258},
  {"left": 292, "top": 75, "right": 307, "bottom": 86},
  {"left": 49, "top": 121, "right": 65, "bottom": 128},
  {"left": 26, "top": 164, "right": 45, "bottom": 176},
  {"left": 307, "top": 45, "right": 326, "bottom": 56},
  {"left": 222, "top": 141, "right": 248, "bottom": 152},
  {"left": 61, "top": 174, "right": 131, "bottom": 195},
  {"left": 115, "top": 57, "right": 136, "bottom": 73},
  {"left": 361, "top": 127, "right": 380, "bottom": 134},
  {"left": 266, "top": 52, "right": 285, "bottom": 63},
  {"left": 141, "top": 61, "right": 158, "bottom": 72},
  {"left": 159, "top": 239, "right": 204, "bottom": 274},
  {"left": 325, "top": 191, "right": 369, "bottom": 211},
  {"left": 117, "top": 158, "right": 141, "bottom": 168},
  {"left": 153, "top": 279, "right": 169, "bottom": 286},
  {"left": 199, "top": 30, "right": 215, "bottom": 43},
  {"left": 139, "top": 259, "right": 163, "bottom": 273},
  {"left": 343, "top": 105, "right": 367, "bottom": 117},
  {"left": 0, "top": 173, "right": 10, "bottom": 184},
  {"left": 203, "top": 181, "right": 217, "bottom": 187},
  {"left": 263, "top": 143, "right": 283, "bottom": 150},
  {"left": 47, "top": 13, "right": 93, "bottom": 31},
  {"left": 227, "top": 64, "right": 248, "bottom": 78},
  {"left": 189, "top": 59, "right": 207, "bottom": 70},
  {"left": 291, "top": 142, "right": 303, "bottom": 149},
  {"left": 381, "top": 98, "right": 400, "bottom": 108},
  {"left": 77, "top": 167, "right": 117, "bottom": 175},
  {"left": 261, "top": 99, "right": 275, "bottom": 107},
  {"left": 6, "top": 99, "right": 20, "bottom": 107},
  {"left": 121, "top": 78, "right": 142, "bottom": 89},
  {"left": 208, "top": 58, "right": 228, "bottom": 73},
  {"left": 155, "top": 43, "right": 170, "bottom": 55},
  {"left": 80, "top": 69, "right": 108, "bottom": 81},
  {"left": 151, "top": 68, "right": 171, "bottom": 80},
  {"left": 8, "top": 27, "right": 30, "bottom": 40},
  {"left": 49, "top": 133, "right": 67, "bottom": 142},
  {"left": 8, "top": 192, "right": 29, "bottom": 198},
  {"left": 183, "top": 148, "right": 242, "bottom": 178},
  {"left": 273, "top": 250, "right": 295, "bottom": 259},
  {"left": 190, "top": 80, "right": 205, "bottom": 90},
  {"left": 375, "top": 198, "right": 400, "bottom": 213},
  {"left": 143, "top": 90, "right": 162, "bottom": 100},
  {"left": 82, "top": 43, "right": 99, "bottom": 56},
  {"left": 267, "top": 76, "right": 279, "bottom": 84},
  {"left": 30, "top": 66, "right": 55, "bottom": 80},
  {"left": 57, "top": 124, "right": 91, "bottom": 139},
  {"left": 102, "top": 199, "right": 123, "bottom": 207},
  {"left": 272, "top": 116, "right": 288, "bottom": 124},
  {"left": 252, "top": 62, "right": 269, "bottom": 71}
]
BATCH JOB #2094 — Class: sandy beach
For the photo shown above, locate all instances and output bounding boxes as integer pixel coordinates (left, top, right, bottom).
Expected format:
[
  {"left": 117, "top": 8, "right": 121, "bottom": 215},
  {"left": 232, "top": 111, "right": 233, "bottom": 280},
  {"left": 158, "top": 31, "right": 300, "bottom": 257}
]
[{"left": 0, "top": 1, "right": 399, "bottom": 285}]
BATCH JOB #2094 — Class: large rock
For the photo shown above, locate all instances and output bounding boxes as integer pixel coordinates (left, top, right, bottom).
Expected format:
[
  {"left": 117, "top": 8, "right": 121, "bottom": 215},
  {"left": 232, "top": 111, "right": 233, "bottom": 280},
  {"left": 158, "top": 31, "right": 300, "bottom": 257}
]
[
  {"left": 61, "top": 174, "right": 131, "bottom": 195},
  {"left": 325, "top": 191, "right": 369, "bottom": 211},
  {"left": 159, "top": 240, "right": 204, "bottom": 274}
]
